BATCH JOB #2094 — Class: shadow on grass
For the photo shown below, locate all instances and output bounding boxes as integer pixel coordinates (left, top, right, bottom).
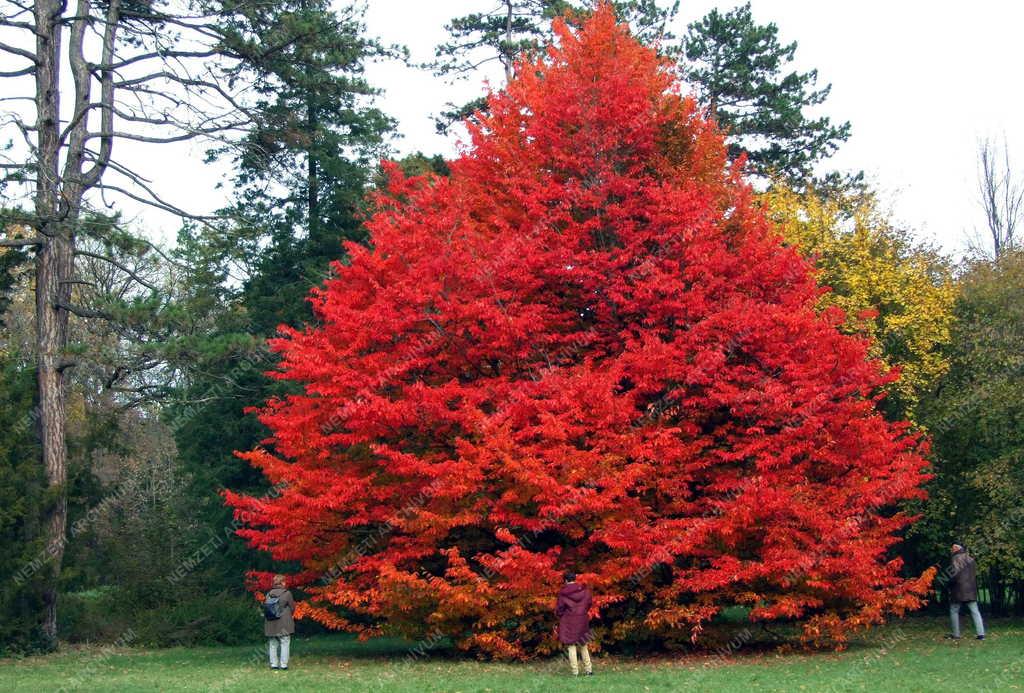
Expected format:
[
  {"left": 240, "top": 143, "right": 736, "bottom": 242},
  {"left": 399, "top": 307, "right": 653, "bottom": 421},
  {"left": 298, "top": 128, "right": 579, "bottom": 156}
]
[
  {"left": 7, "top": 615, "right": 1018, "bottom": 669},
  {"left": 269, "top": 615, "right": 969, "bottom": 665}
]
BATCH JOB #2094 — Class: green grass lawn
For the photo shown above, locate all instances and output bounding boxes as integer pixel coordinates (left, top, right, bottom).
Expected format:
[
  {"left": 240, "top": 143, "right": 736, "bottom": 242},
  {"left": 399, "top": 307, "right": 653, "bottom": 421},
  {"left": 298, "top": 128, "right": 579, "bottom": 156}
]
[{"left": 2, "top": 617, "right": 1021, "bottom": 692}]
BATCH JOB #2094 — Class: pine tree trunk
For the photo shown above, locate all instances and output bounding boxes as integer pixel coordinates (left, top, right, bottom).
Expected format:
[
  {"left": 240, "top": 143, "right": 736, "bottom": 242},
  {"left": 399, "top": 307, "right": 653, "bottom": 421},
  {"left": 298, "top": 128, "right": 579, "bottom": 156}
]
[
  {"left": 36, "top": 232, "right": 72, "bottom": 642},
  {"left": 33, "top": 0, "right": 99, "bottom": 644},
  {"left": 33, "top": 0, "right": 68, "bottom": 645},
  {"left": 307, "top": 102, "right": 318, "bottom": 236}
]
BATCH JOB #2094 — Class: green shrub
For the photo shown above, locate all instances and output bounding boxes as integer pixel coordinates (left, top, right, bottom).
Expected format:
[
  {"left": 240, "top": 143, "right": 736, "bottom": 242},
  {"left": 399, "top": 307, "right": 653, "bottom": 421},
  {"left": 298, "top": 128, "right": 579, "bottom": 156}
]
[
  {"left": 59, "top": 587, "right": 262, "bottom": 647},
  {"left": 0, "top": 357, "right": 51, "bottom": 656},
  {"left": 132, "top": 591, "right": 263, "bottom": 647}
]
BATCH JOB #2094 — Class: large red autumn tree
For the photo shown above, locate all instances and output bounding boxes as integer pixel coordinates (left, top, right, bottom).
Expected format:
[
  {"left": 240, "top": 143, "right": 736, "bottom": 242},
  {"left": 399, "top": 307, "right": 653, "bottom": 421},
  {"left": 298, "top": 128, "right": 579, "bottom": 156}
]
[{"left": 226, "top": 5, "right": 934, "bottom": 659}]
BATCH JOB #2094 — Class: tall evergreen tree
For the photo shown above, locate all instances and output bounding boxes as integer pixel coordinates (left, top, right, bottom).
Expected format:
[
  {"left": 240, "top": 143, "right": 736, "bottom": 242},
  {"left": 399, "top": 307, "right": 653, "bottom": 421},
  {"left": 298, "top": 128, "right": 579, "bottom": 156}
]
[
  {"left": 682, "top": 3, "right": 850, "bottom": 182},
  {"left": 170, "top": 1, "right": 397, "bottom": 593},
  {"left": 211, "top": 0, "right": 396, "bottom": 308}
]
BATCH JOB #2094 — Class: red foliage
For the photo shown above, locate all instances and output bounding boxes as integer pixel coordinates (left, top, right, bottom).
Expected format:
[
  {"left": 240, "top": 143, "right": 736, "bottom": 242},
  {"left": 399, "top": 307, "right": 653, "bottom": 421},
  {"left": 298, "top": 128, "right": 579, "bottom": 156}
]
[{"left": 225, "top": 5, "right": 934, "bottom": 658}]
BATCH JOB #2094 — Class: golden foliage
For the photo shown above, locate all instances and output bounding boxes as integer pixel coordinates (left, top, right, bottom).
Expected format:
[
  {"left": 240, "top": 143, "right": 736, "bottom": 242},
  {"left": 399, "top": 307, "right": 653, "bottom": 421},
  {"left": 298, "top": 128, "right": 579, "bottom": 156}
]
[{"left": 761, "top": 184, "right": 957, "bottom": 421}]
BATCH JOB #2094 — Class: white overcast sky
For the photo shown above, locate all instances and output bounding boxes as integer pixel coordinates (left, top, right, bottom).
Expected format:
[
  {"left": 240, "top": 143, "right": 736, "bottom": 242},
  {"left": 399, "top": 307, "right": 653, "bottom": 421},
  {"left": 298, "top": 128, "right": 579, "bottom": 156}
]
[{"left": 4, "top": 1, "right": 1023, "bottom": 258}]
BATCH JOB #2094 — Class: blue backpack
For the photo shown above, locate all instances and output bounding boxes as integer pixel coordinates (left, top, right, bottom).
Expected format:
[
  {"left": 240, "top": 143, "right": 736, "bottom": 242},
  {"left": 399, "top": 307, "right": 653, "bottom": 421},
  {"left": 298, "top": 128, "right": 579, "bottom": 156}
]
[{"left": 263, "top": 592, "right": 283, "bottom": 621}]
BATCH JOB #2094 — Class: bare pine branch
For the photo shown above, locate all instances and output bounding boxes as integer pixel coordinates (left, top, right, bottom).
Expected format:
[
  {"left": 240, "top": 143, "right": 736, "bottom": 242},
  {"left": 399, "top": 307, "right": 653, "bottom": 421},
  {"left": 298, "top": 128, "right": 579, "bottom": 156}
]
[{"left": 74, "top": 249, "right": 159, "bottom": 291}]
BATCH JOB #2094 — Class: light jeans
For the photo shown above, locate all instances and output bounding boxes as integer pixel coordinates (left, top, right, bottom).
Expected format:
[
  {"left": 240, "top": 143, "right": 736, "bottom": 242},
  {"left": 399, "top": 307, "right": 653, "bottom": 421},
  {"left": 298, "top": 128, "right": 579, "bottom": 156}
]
[
  {"left": 268, "top": 634, "right": 291, "bottom": 668},
  {"left": 567, "top": 643, "right": 592, "bottom": 675},
  {"left": 950, "top": 601, "right": 985, "bottom": 638}
]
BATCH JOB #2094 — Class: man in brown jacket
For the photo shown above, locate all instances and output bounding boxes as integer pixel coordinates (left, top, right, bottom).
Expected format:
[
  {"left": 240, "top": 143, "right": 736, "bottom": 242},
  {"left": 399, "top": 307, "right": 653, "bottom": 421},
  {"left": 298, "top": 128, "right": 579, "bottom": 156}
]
[
  {"left": 264, "top": 574, "right": 296, "bottom": 669},
  {"left": 947, "top": 543, "right": 985, "bottom": 640}
]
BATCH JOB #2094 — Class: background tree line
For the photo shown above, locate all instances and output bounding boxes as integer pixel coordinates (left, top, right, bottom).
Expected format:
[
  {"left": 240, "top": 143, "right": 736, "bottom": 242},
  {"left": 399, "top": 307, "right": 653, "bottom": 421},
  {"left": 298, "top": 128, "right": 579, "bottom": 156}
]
[{"left": 1, "top": 0, "right": 1021, "bottom": 655}]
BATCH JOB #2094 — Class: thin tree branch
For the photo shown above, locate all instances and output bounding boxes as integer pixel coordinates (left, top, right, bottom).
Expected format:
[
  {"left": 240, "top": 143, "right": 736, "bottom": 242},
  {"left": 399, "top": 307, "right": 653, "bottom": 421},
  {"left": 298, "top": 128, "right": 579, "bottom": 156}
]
[
  {"left": 54, "top": 299, "right": 115, "bottom": 321},
  {"left": 0, "top": 16, "right": 38, "bottom": 31},
  {"left": 96, "top": 47, "right": 223, "bottom": 71},
  {"left": 112, "top": 71, "right": 255, "bottom": 118},
  {"left": 0, "top": 236, "right": 44, "bottom": 247},
  {"left": 0, "top": 65, "right": 36, "bottom": 77},
  {"left": 84, "top": 121, "right": 247, "bottom": 145},
  {"left": 74, "top": 249, "right": 159, "bottom": 291},
  {"left": 0, "top": 40, "right": 38, "bottom": 63},
  {"left": 90, "top": 179, "right": 220, "bottom": 221}
]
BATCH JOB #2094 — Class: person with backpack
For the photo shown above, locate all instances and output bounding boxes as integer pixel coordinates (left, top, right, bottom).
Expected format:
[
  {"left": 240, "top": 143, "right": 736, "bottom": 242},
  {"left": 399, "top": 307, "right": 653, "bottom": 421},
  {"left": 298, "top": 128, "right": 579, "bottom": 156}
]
[
  {"left": 556, "top": 571, "right": 594, "bottom": 676},
  {"left": 946, "top": 542, "right": 985, "bottom": 641},
  {"left": 263, "top": 574, "right": 296, "bottom": 669}
]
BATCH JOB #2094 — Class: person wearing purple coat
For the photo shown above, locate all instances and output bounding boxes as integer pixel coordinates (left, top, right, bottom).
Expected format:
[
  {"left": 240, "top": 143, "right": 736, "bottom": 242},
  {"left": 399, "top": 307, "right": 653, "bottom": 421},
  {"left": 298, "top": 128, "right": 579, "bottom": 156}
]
[{"left": 556, "top": 572, "right": 594, "bottom": 676}]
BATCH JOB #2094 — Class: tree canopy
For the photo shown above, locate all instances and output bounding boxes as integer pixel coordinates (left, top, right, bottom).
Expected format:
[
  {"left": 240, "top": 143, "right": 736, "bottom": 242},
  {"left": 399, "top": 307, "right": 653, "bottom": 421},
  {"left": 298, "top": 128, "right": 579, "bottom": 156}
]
[
  {"left": 228, "top": 7, "right": 933, "bottom": 659},
  {"left": 915, "top": 251, "right": 1024, "bottom": 608}
]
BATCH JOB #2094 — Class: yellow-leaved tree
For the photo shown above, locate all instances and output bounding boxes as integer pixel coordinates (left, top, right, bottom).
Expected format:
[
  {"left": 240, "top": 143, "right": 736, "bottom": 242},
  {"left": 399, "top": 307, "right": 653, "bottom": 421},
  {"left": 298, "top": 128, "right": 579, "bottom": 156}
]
[{"left": 761, "top": 184, "right": 957, "bottom": 423}]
